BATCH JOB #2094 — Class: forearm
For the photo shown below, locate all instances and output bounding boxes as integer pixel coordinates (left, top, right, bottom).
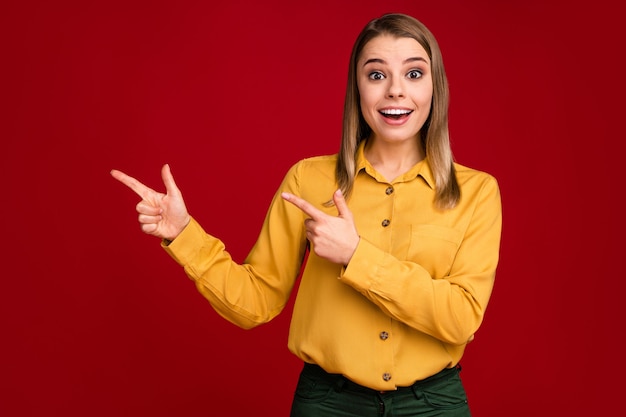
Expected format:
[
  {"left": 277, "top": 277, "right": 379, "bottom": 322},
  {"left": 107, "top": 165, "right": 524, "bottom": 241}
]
[
  {"left": 341, "top": 238, "right": 494, "bottom": 344},
  {"left": 163, "top": 217, "right": 304, "bottom": 329},
  {"left": 341, "top": 177, "right": 502, "bottom": 344}
]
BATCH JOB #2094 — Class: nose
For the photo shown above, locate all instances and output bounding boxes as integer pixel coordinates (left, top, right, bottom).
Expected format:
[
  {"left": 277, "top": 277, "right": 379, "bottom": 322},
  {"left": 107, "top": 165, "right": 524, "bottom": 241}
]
[{"left": 386, "top": 76, "right": 405, "bottom": 98}]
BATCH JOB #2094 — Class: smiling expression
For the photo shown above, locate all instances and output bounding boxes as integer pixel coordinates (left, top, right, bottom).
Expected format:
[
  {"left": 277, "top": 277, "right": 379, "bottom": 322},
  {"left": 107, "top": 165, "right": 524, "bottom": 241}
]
[{"left": 357, "top": 35, "right": 433, "bottom": 146}]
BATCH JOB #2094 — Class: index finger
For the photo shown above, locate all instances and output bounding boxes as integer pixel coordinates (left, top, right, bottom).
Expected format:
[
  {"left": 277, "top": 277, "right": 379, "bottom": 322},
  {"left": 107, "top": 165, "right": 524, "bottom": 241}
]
[
  {"left": 281, "top": 192, "right": 325, "bottom": 220},
  {"left": 110, "top": 169, "right": 154, "bottom": 200}
]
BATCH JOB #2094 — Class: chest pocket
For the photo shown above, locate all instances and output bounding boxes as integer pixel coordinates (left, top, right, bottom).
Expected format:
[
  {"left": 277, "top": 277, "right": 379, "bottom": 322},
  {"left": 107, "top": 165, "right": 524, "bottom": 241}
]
[{"left": 407, "top": 224, "right": 463, "bottom": 279}]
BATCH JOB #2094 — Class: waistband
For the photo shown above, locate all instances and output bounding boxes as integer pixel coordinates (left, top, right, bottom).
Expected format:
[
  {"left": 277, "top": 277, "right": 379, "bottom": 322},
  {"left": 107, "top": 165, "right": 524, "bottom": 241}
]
[{"left": 302, "top": 363, "right": 461, "bottom": 396}]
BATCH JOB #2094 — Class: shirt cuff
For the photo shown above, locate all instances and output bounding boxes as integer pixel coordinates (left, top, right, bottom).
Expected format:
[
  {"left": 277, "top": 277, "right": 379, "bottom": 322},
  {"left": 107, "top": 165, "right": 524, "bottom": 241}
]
[
  {"left": 340, "top": 237, "right": 386, "bottom": 291},
  {"left": 161, "top": 217, "right": 212, "bottom": 266}
]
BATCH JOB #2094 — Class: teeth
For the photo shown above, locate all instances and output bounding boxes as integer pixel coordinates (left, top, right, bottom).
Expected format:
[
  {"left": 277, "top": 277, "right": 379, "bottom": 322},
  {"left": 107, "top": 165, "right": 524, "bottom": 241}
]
[{"left": 380, "top": 109, "right": 412, "bottom": 115}]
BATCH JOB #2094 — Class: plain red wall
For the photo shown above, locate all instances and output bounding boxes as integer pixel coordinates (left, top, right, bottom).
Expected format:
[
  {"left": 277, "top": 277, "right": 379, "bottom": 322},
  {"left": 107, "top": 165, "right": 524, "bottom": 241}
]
[{"left": 2, "top": 0, "right": 623, "bottom": 415}]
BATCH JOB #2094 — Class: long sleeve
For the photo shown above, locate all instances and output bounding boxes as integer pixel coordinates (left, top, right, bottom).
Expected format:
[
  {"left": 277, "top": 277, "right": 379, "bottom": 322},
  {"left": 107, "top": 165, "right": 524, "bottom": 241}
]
[
  {"left": 162, "top": 162, "right": 309, "bottom": 329},
  {"left": 340, "top": 171, "right": 502, "bottom": 345}
]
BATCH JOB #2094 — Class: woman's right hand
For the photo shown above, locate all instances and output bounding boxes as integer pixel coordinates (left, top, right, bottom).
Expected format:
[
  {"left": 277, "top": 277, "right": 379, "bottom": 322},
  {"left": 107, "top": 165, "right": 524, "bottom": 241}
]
[{"left": 111, "top": 164, "right": 190, "bottom": 241}]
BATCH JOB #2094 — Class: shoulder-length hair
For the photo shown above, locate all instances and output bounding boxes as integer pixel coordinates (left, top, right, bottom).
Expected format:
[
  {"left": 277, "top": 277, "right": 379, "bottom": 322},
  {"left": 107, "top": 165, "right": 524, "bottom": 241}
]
[{"left": 336, "top": 13, "right": 460, "bottom": 209}]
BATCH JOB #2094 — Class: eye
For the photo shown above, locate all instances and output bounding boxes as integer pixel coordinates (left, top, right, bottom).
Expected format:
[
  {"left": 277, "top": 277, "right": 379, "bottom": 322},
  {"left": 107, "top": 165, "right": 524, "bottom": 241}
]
[
  {"left": 368, "top": 71, "right": 385, "bottom": 80},
  {"left": 407, "top": 69, "right": 423, "bottom": 79}
]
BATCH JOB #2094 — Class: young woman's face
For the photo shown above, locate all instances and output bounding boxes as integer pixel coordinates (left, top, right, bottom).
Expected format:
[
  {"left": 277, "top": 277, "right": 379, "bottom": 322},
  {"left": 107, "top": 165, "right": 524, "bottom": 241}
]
[{"left": 357, "top": 35, "right": 433, "bottom": 145}]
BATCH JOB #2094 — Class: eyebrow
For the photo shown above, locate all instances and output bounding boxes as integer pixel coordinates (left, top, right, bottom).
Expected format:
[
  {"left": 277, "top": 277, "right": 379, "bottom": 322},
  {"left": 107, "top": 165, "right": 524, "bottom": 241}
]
[{"left": 362, "top": 57, "right": 428, "bottom": 67}]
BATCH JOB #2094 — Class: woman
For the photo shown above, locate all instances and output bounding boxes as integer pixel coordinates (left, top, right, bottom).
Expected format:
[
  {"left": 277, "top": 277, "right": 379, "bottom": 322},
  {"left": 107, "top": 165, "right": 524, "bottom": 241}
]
[{"left": 112, "top": 13, "right": 502, "bottom": 416}]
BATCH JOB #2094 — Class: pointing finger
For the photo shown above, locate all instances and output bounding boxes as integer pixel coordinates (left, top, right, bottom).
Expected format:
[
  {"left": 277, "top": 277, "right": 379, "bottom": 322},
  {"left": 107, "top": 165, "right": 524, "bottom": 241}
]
[
  {"left": 110, "top": 169, "right": 153, "bottom": 200},
  {"left": 281, "top": 192, "right": 324, "bottom": 220}
]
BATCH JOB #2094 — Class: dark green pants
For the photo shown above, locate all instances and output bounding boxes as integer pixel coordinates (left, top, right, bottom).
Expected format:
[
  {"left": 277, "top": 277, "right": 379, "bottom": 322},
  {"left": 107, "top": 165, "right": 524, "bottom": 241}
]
[{"left": 290, "top": 363, "right": 471, "bottom": 417}]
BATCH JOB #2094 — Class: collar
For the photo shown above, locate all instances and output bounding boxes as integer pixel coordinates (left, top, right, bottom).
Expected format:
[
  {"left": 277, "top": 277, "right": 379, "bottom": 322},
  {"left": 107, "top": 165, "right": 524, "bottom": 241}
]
[{"left": 355, "top": 140, "right": 435, "bottom": 189}]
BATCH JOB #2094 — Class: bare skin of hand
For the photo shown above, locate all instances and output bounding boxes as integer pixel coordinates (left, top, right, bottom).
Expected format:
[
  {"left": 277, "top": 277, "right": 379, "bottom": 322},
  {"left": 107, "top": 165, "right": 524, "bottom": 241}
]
[
  {"left": 281, "top": 189, "right": 360, "bottom": 266},
  {"left": 110, "top": 164, "right": 191, "bottom": 241}
]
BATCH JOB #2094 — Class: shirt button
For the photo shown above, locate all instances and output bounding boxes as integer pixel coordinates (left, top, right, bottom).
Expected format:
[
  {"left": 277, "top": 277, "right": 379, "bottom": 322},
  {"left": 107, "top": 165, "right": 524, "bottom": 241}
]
[
  {"left": 382, "top": 373, "right": 392, "bottom": 381},
  {"left": 381, "top": 219, "right": 390, "bottom": 227},
  {"left": 385, "top": 186, "right": 394, "bottom": 195},
  {"left": 380, "top": 331, "right": 389, "bottom": 340}
]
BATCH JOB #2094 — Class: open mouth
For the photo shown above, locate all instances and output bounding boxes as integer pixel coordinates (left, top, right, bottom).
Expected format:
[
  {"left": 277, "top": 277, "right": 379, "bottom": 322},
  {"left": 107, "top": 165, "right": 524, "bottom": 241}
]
[{"left": 379, "top": 109, "right": 413, "bottom": 120}]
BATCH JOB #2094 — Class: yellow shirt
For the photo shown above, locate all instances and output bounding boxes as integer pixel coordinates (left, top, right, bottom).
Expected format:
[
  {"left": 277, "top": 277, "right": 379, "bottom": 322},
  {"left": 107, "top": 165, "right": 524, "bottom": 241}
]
[{"left": 163, "top": 142, "right": 502, "bottom": 391}]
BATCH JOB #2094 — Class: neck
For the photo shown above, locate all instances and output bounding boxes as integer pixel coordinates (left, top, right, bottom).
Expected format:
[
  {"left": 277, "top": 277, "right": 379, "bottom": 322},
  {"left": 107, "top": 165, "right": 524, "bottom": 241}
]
[{"left": 364, "top": 137, "right": 424, "bottom": 181}]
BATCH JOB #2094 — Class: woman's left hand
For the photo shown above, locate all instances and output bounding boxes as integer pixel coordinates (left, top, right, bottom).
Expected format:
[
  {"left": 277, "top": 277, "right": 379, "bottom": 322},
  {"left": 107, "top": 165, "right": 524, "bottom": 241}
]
[{"left": 281, "top": 189, "right": 360, "bottom": 266}]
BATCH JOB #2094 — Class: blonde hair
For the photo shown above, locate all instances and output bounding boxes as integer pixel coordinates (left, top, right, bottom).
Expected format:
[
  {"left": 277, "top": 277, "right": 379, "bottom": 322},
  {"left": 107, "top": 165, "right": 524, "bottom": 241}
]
[{"left": 335, "top": 13, "right": 460, "bottom": 210}]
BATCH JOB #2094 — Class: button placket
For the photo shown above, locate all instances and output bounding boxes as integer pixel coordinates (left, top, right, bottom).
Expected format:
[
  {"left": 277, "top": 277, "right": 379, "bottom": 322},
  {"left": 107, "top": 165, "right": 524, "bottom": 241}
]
[{"left": 381, "top": 184, "right": 393, "bottom": 228}]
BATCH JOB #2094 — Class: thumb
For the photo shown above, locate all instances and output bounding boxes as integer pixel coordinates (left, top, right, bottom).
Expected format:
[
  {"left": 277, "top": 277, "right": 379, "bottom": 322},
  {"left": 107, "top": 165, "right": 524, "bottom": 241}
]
[
  {"left": 333, "top": 189, "right": 351, "bottom": 218},
  {"left": 161, "top": 164, "right": 181, "bottom": 196}
]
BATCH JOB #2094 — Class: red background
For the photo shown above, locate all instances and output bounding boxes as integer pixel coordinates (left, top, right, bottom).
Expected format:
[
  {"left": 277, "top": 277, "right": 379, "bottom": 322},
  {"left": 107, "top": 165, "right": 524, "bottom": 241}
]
[{"left": 2, "top": 0, "right": 623, "bottom": 415}]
